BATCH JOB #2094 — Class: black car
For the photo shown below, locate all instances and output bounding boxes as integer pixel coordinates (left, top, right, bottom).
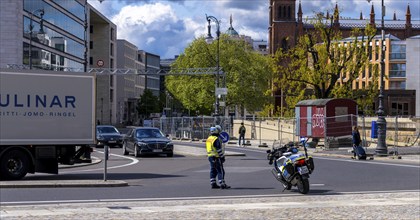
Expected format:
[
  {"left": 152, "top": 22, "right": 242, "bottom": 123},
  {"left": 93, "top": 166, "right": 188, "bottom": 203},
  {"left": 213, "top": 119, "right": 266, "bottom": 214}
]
[
  {"left": 96, "top": 125, "right": 123, "bottom": 148},
  {"left": 122, "top": 127, "right": 174, "bottom": 157}
]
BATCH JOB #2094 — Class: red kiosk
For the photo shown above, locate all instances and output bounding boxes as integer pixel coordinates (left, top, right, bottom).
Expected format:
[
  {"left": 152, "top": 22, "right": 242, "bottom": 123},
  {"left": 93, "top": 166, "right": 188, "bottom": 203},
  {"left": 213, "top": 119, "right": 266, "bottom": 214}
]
[{"left": 295, "top": 98, "right": 358, "bottom": 148}]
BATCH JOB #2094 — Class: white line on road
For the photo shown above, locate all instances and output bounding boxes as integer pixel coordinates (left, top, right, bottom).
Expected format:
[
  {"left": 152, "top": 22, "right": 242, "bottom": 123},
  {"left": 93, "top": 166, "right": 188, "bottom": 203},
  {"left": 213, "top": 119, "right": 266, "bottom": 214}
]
[
  {"left": 1, "top": 190, "right": 418, "bottom": 206},
  {"left": 315, "top": 156, "right": 420, "bottom": 168},
  {"left": 61, "top": 151, "right": 138, "bottom": 174}
]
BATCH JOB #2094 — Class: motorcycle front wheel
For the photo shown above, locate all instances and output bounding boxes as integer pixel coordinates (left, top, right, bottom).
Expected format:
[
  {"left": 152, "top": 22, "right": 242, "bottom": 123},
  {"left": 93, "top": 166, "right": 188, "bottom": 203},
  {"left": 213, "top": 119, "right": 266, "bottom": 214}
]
[{"left": 297, "top": 178, "right": 310, "bottom": 194}]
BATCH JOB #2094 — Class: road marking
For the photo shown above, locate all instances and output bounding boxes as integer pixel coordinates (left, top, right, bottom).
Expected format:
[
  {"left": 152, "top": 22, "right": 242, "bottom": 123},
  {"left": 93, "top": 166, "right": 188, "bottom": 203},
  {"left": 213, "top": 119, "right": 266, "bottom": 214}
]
[
  {"left": 315, "top": 156, "right": 420, "bottom": 168},
  {"left": 1, "top": 190, "right": 419, "bottom": 206},
  {"left": 61, "top": 152, "right": 138, "bottom": 174}
]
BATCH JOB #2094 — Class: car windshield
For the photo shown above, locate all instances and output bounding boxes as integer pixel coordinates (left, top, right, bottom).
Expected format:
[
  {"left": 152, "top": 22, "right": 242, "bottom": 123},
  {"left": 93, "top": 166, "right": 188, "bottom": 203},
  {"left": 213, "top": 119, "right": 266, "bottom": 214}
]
[
  {"left": 97, "top": 126, "right": 119, "bottom": 134},
  {"left": 136, "top": 129, "right": 164, "bottom": 138}
]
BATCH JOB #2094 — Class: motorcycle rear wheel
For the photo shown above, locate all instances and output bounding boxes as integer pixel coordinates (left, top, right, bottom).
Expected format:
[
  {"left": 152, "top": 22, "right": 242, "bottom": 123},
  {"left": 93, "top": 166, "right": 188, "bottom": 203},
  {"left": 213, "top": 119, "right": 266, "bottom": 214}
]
[{"left": 297, "top": 178, "right": 310, "bottom": 194}]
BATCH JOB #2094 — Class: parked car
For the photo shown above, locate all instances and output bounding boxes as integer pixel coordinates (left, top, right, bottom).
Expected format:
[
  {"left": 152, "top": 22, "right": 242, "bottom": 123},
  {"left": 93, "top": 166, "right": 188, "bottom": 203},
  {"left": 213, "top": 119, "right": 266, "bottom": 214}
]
[
  {"left": 123, "top": 127, "right": 174, "bottom": 157},
  {"left": 96, "top": 125, "right": 123, "bottom": 148}
]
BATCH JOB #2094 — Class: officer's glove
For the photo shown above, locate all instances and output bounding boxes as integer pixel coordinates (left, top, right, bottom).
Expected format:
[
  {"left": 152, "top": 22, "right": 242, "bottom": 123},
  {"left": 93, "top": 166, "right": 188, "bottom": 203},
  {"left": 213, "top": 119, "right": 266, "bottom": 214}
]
[{"left": 220, "top": 157, "right": 225, "bottom": 163}]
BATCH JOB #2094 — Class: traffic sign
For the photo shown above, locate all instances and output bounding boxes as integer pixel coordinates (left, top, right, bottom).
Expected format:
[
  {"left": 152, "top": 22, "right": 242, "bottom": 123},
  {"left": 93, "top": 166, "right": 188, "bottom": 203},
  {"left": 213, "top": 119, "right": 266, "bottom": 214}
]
[
  {"left": 219, "top": 131, "right": 230, "bottom": 143},
  {"left": 216, "top": 88, "right": 228, "bottom": 95}
]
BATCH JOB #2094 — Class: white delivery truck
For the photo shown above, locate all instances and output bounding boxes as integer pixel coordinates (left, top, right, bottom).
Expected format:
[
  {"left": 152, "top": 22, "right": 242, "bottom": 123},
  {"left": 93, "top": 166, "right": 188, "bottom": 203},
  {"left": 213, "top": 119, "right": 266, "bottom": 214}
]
[{"left": 0, "top": 69, "right": 96, "bottom": 180}]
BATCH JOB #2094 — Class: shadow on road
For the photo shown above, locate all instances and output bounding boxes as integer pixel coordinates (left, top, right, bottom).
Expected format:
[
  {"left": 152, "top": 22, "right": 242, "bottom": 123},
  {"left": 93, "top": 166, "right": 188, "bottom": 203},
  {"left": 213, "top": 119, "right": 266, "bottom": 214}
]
[{"left": 22, "top": 173, "right": 185, "bottom": 181}]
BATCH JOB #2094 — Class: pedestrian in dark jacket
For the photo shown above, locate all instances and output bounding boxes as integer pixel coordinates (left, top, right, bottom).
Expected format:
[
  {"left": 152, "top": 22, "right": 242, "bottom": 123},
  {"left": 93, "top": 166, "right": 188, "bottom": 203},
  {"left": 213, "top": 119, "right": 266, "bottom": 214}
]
[
  {"left": 238, "top": 122, "right": 246, "bottom": 147},
  {"left": 352, "top": 126, "right": 361, "bottom": 157}
]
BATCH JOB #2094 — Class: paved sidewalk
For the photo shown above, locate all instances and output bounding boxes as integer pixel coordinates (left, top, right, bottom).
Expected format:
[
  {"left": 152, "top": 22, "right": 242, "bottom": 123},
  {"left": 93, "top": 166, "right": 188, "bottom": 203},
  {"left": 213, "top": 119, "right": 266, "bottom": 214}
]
[{"left": 1, "top": 191, "right": 419, "bottom": 219}]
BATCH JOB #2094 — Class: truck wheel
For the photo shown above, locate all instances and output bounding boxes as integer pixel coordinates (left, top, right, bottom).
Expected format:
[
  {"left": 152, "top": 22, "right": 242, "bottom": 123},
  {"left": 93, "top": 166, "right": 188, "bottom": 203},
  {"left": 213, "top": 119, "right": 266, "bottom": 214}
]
[{"left": 0, "top": 150, "right": 30, "bottom": 180}]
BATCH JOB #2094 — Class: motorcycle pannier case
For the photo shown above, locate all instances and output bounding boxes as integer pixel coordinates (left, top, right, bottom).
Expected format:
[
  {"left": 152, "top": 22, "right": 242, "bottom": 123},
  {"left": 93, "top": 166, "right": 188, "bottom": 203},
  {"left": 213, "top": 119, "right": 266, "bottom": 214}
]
[{"left": 306, "top": 157, "right": 315, "bottom": 171}]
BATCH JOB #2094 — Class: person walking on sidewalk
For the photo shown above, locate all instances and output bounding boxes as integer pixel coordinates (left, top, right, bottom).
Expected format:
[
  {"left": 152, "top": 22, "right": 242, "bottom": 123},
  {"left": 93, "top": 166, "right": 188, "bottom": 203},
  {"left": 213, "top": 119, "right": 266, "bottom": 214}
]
[
  {"left": 352, "top": 126, "right": 365, "bottom": 159},
  {"left": 238, "top": 122, "right": 246, "bottom": 147},
  {"left": 206, "top": 127, "right": 230, "bottom": 189}
]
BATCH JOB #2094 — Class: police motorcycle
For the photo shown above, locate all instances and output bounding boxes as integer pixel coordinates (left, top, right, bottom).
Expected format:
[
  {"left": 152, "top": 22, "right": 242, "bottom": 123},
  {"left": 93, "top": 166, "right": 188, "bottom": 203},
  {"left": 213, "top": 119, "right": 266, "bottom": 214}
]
[{"left": 266, "top": 141, "right": 315, "bottom": 194}]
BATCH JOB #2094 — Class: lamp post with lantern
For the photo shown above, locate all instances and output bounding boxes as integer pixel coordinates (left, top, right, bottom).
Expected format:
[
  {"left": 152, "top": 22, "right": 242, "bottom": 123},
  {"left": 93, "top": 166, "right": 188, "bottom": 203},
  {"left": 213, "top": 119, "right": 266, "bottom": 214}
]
[
  {"left": 367, "top": 0, "right": 387, "bottom": 156},
  {"left": 205, "top": 14, "right": 221, "bottom": 117}
]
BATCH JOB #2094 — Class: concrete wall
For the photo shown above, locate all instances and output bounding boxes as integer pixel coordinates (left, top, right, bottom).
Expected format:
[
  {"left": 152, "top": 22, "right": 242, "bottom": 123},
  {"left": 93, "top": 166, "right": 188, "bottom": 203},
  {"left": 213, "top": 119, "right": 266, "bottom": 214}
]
[
  {"left": 406, "top": 36, "right": 420, "bottom": 117},
  {"left": 0, "top": 0, "right": 23, "bottom": 68}
]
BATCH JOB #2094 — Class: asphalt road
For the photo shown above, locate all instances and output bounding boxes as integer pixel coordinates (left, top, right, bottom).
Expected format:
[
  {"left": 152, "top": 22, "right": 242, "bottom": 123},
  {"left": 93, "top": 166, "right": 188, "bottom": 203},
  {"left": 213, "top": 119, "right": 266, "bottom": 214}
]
[{"left": 1, "top": 142, "right": 419, "bottom": 205}]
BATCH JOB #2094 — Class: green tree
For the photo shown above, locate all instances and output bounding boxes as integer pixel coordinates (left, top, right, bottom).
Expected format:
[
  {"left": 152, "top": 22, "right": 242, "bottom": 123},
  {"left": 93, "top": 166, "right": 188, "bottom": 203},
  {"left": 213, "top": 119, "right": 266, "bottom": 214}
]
[
  {"left": 165, "top": 35, "right": 273, "bottom": 115},
  {"left": 272, "top": 13, "right": 378, "bottom": 116},
  {"left": 137, "top": 89, "right": 161, "bottom": 119}
]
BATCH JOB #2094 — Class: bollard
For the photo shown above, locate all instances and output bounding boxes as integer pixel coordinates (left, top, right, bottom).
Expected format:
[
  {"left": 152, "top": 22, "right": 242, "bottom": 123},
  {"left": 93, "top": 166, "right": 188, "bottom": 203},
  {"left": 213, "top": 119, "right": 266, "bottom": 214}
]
[{"left": 104, "top": 145, "right": 108, "bottom": 181}]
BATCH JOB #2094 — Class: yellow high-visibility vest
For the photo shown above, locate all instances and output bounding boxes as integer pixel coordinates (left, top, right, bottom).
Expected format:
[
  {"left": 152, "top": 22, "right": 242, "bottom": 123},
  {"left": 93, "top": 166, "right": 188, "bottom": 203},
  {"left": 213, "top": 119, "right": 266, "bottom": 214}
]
[{"left": 206, "top": 136, "right": 219, "bottom": 157}]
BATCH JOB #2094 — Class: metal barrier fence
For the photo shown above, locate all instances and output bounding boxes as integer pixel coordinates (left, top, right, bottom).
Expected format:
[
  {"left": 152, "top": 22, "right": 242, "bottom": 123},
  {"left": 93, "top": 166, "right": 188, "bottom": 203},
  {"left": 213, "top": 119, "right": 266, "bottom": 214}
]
[{"left": 149, "top": 115, "right": 420, "bottom": 154}]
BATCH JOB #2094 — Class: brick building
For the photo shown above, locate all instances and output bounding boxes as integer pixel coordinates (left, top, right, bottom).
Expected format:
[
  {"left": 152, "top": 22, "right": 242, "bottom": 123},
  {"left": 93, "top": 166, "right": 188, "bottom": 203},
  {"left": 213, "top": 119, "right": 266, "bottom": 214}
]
[{"left": 268, "top": 0, "right": 420, "bottom": 116}]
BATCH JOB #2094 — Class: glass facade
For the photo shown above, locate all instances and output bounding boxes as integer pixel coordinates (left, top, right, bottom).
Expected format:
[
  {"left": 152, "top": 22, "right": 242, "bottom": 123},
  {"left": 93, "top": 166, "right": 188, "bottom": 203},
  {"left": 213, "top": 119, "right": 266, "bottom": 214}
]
[
  {"left": 23, "top": 17, "right": 84, "bottom": 59},
  {"left": 23, "top": 43, "right": 84, "bottom": 70},
  {"left": 389, "top": 63, "right": 406, "bottom": 78},
  {"left": 22, "top": 0, "right": 86, "bottom": 70},
  {"left": 390, "top": 44, "right": 406, "bottom": 60}
]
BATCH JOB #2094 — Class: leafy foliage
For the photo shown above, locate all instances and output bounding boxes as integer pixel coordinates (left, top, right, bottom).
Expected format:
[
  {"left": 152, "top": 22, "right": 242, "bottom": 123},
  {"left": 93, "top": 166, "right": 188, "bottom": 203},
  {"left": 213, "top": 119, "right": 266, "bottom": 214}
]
[
  {"left": 137, "top": 89, "right": 161, "bottom": 119},
  {"left": 166, "top": 35, "right": 273, "bottom": 115},
  {"left": 272, "top": 14, "right": 378, "bottom": 116}
]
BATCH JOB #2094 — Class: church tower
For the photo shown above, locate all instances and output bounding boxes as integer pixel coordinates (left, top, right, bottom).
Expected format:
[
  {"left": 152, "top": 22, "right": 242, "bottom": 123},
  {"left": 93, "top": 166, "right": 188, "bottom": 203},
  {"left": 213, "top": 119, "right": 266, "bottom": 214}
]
[{"left": 269, "top": 0, "right": 297, "bottom": 54}]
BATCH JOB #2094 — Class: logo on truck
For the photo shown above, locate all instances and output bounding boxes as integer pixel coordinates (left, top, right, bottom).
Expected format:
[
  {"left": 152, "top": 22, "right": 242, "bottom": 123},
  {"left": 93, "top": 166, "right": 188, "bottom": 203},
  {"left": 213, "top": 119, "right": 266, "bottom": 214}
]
[{"left": 0, "top": 94, "right": 77, "bottom": 117}]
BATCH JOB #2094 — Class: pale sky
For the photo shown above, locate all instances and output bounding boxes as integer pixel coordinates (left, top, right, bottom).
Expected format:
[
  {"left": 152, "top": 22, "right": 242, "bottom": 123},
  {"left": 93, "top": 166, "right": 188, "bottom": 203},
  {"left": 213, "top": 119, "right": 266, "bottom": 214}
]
[{"left": 88, "top": 0, "right": 420, "bottom": 59}]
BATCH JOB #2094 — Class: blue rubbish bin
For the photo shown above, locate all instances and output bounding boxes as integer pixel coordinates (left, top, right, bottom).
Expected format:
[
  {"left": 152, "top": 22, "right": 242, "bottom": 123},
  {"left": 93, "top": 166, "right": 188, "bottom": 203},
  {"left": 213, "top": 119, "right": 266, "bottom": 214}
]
[{"left": 371, "top": 121, "right": 378, "bottom": 138}]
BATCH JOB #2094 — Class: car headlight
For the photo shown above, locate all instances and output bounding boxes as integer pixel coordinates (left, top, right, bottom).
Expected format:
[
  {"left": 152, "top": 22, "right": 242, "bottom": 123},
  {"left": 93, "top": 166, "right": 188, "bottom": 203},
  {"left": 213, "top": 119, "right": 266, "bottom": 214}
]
[
  {"left": 137, "top": 141, "right": 148, "bottom": 146},
  {"left": 97, "top": 135, "right": 104, "bottom": 141},
  {"left": 166, "top": 142, "right": 174, "bottom": 147}
]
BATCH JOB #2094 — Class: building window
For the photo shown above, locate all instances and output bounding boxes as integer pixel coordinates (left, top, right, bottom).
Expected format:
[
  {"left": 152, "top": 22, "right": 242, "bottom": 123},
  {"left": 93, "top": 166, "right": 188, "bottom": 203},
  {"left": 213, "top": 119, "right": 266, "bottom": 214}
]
[
  {"left": 89, "top": 56, "right": 93, "bottom": 65},
  {"left": 110, "top": 43, "right": 113, "bottom": 56},
  {"left": 278, "top": 6, "right": 282, "bottom": 19},
  {"left": 89, "top": 41, "right": 93, "bottom": 49},
  {"left": 110, "top": 28, "right": 114, "bottom": 41},
  {"left": 288, "top": 6, "right": 291, "bottom": 19},
  {"left": 110, "top": 89, "right": 114, "bottom": 103},
  {"left": 90, "top": 25, "right": 93, "bottom": 34},
  {"left": 110, "top": 58, "right": 114, "bottom": 69},
  {"left": 283, "top": 6, "right": 286, "bottom": 18},
  {"left": 389, "top": 81, "right": 406, "bottom": 89},
  {"left": 391, "top": 101, "right": 409, "bottom": 116},
  {"left": 281, "top": 38, "right": 288, "bottom": 51},
  {"left": 390, "top": 44, "right": 406, "bottom": 60},
  {"left": 389, "top": 63, "right": 406, "bottom": 77}
]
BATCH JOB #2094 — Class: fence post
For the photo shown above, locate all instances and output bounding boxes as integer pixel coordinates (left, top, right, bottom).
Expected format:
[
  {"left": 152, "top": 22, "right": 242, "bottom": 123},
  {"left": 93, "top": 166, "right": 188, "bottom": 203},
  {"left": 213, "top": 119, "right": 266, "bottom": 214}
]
[
  {"left": 259, "top": 117, "right": 262, "bottom": 145},
  {"left": 394, "top": 116, "right": 398, "bottom": 155},
  {"left": 362, "top": 115, "right": 367, "bottom": 149}
]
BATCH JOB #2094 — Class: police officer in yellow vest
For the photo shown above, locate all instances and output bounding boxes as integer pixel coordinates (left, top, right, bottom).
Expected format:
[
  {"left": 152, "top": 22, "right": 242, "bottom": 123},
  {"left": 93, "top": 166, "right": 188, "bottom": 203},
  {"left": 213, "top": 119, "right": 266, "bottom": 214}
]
[{"left": 206, "top": 126, "right": 230, "bottom": 189}]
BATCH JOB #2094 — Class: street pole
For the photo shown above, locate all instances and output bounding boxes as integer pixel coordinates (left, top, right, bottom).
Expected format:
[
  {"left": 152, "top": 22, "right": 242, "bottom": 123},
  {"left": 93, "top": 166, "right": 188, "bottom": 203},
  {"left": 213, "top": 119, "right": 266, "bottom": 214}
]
[
  {"left": 375, "top": 0, "right": 388, "bottom": 156},
  {"left": 28, "top": 9, "right": 44, "bottom": 69},
  {"left": 205, "top": 15, "right": 220, "bottom": 117},
  {"left": 84, "top": 0, "right": 88, "bottom": 72}
]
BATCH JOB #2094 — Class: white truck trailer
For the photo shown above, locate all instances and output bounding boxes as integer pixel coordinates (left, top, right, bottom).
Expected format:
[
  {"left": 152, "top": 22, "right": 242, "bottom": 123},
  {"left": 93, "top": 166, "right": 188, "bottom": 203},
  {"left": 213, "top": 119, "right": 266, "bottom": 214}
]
[{"left": 0, "top": 69, "right": 96, "bottom": 180}]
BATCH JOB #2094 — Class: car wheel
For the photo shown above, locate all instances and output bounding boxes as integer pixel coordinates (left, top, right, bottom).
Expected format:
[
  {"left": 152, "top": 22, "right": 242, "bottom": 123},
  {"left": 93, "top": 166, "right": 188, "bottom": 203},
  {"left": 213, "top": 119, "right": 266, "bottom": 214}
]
[
  {"left": 134, "top": 145, "right": 140, "bottom": 157},
  {"left": 122, "top": 142, "right": 128, "bottom": 155},
  {"left": 167, "top": 152, "right": 173, "bottom": 157}
]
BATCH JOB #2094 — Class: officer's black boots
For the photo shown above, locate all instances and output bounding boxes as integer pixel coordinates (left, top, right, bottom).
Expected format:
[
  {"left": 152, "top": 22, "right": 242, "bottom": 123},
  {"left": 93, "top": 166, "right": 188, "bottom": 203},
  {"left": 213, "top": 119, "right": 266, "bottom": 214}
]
[
  {"left": 220, "top": 183, "right": 231, "bottom": 189},
  {"left": 211, "top": 183, "right": 221, "bottom": 189}
]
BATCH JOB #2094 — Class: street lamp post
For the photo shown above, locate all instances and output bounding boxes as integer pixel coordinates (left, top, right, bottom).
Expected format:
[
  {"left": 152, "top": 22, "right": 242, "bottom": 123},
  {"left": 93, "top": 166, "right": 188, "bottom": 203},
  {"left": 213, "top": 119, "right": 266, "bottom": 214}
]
[
  {"left": 205, "top": 14, "right": 221, "bottom": 117},
  {"left": 368, "top": 0, "right": 387, "bottom": 156},
  {"left": 28, "top": 9, "right": 45, "bottom": 69}
]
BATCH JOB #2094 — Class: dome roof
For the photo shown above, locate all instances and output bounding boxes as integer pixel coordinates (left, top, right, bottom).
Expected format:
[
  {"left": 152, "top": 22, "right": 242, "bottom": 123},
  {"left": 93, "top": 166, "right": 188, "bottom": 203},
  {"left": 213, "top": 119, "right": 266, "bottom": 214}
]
[
  {"left": 226, "top": 26, "right": 239, "bottom": 36},
  {"left": 226, "top": 14, "right": 239, "bottom": 36}
]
